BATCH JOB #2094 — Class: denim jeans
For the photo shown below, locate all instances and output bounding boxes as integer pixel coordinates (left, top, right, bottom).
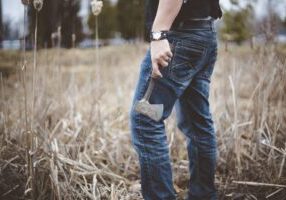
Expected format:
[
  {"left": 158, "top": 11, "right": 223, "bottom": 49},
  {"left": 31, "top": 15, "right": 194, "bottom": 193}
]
[{"left": 130, "top": 24, "right": 218, "bottom": 200}]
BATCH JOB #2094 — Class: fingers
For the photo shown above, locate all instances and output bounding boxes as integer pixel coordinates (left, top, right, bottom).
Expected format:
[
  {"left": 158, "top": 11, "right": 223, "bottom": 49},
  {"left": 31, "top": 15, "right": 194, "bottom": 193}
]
[
  {"left": 162, "top": 53, "right": 172, "bottom": 63},
  {"left": 151, "top": 62, "right": 162, "bottom": 79},
  {"left": 166, "top": 50, "right": 173, "bottom": 58},
  {"left": 161, "top": 50, "right": 173, "bottom": 62},
  {"left": 154, "top": 51, "right": 173, "bottom": 67},
  {"left": 160, "top": 60, "right": 169, "bottom": 67},
  {"left": 150, "top": 40, "right": 174, "bottom": 79}
]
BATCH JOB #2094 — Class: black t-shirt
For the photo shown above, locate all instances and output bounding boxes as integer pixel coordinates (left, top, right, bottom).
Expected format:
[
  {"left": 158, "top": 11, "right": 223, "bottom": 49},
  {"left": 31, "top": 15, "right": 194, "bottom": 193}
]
[{"left": 145, "top": 0, "right": 222, "bottom": 32}]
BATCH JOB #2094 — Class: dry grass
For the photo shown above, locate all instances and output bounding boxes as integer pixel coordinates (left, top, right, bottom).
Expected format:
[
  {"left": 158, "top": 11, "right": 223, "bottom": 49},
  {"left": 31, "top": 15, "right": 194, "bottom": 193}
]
[{"left": 0, "top": 44, "right": 285, "bottom": 200}]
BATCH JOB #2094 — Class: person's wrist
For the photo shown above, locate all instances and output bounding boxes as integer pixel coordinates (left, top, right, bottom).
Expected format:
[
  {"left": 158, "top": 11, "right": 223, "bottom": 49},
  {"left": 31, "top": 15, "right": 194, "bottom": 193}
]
[{"left": 150, "top": 39, "right": 168, "bottom": 45}]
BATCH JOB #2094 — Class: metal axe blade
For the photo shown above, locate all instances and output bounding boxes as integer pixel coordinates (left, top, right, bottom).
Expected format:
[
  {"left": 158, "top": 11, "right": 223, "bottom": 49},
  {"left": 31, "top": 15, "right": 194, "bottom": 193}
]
[
  {"left": 134, "top": 100, "right": 164, "bottom": 122},
  {"left": 134, "top": 78, "right": 164, "bottom": 122}
]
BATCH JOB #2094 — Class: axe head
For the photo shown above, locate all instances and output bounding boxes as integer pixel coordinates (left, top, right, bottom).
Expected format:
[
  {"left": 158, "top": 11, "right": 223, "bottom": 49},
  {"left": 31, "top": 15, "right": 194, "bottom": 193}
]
[{"left": 134, "top": 100, "right": 164, "bottom": 122}]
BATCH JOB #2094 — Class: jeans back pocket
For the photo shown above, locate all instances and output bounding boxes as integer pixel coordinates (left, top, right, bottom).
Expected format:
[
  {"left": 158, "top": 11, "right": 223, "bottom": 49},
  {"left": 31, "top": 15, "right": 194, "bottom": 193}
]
[{"left": 170, "top": 39, "right": 207, "bottom": 82}]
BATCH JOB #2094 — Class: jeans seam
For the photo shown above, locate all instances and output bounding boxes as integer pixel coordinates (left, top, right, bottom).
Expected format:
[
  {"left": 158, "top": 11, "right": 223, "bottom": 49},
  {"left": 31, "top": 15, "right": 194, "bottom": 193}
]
[
  {"left": 195, "top": 45, "right": 216, "bottom": 82},
  {"left": 137, "top": 67, "right": 154, "bottom": 199},
  {"left": 167, "top": 40, "right": 178, "bottom": 76},
  {"left": 138, "top": 111, "right": 153, "bottom": 199}
]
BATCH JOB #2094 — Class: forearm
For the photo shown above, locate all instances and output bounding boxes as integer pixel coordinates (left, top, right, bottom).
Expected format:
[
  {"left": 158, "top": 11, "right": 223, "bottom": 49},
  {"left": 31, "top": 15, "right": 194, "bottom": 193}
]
[{"left": 152, "top": 0, "right": 183, "bottom": 32}]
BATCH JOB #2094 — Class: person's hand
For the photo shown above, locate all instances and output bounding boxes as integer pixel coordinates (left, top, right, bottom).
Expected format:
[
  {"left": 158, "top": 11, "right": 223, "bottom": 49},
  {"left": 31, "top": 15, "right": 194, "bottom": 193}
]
[{"left": 150, "top": 39, "right": 173, "bottom": 78}]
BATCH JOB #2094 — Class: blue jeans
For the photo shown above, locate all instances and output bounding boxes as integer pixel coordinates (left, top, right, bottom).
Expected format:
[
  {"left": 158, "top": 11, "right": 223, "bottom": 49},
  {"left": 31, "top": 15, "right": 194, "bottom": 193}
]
[{"left": 130, "top": 26, "right": 218, "bottom": 200}]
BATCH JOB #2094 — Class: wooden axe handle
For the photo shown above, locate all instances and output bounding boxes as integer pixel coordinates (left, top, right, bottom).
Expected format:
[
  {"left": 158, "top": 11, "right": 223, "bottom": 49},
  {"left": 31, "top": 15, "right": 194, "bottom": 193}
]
[{"left": 143, "top": 78, "right": 155, "bottom": 101}]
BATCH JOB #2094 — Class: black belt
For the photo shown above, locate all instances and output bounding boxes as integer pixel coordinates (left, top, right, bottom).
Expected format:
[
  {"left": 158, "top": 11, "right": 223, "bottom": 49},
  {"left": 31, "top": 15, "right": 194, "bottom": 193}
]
[{"left": 174, "top": 19, "right": 215, "bottom": 31}]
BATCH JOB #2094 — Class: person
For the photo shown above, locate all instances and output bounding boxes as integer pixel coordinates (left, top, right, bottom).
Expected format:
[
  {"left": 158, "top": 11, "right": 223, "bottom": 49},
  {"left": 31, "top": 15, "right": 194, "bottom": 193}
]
[{"left": 130, "top": 0, "right": 222, "bottom": 199}]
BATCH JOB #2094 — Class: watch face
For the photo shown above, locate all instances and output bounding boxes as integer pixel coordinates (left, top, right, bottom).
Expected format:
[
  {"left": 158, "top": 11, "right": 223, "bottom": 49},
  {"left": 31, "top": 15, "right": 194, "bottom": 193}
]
[{"left": 153, "top": 32, "right": 161, "bottom": 40}]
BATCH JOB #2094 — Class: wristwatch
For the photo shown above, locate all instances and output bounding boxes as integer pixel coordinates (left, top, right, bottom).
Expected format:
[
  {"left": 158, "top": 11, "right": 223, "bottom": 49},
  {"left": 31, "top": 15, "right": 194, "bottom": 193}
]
[{"left": 150, "top": 31, "right": 168, "bottom": 41}]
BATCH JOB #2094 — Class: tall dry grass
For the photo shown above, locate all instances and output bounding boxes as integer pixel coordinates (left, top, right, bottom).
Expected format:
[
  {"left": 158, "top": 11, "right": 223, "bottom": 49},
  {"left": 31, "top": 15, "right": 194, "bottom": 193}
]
[{"left": 0, "top": 44, "right": 286, "bottom": 200}]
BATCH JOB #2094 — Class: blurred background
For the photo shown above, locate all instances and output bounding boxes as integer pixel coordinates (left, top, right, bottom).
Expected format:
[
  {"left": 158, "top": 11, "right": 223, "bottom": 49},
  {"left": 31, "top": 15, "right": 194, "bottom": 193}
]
[
  {"left": 0, "top": 0, "right": 286, "bottom": 49},
  {"left": 0, "top": 1, "right": 286, "bottom": 200}
]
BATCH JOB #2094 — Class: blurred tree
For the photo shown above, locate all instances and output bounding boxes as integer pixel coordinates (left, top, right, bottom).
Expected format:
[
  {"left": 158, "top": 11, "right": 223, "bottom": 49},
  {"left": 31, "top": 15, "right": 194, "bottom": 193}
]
[
  {"left": 257, "top": 0, "right": 281, "bottom": 43},
  {"left": 88, "top": 0, "right": 117, "bottom": 39},
  {"left": 3, "top": 20, "right": 13, "bottom": 40},
  {"left": 28, "top": 0, "right": 83, "bottom": 48},
  {"left": 0, "top": 0, "right": 2, "bottom": 48},
  {"left": 60, "top": 0, "right": 83, "bottom": 48},
  {"left": 117, "top": 0, "right": 144, "bottom": 40},
  {"left": 28, "top": 0, "right": 59, "bottom": 48},
  {"left": 220, "top": 5, "right": 254, "bottom": 44}
]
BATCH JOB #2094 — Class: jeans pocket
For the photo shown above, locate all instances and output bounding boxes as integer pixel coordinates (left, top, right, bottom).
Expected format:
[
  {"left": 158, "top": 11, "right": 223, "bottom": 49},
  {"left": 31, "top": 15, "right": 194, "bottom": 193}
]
[{"left": 170, "top": 41, "right": 207, "bottom": 82}]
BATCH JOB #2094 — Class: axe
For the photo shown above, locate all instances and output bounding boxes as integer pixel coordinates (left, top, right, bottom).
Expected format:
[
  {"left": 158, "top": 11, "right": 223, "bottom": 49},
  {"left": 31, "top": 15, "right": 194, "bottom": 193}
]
[{"left": 134, "top": 78, "right": 164, "bottom": 122}]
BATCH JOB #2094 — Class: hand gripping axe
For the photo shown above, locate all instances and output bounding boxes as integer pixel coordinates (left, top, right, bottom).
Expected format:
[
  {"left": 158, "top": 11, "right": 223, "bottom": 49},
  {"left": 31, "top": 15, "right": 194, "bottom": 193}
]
[{"left": 134, "top": 78, "right": 164, "bottom": 122}]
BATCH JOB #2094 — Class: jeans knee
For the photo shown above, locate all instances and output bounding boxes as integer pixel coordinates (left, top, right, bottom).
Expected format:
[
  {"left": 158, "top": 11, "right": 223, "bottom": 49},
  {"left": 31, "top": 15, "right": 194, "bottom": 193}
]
[
  {"left": 130, "top": 108, "right": 170, "bottom": 158},
  {"left": 177, "top": 116, "right": 192, "bottom": 138},
  {"left": 194, "top": 135, "right": 217, "bottom": 156}
]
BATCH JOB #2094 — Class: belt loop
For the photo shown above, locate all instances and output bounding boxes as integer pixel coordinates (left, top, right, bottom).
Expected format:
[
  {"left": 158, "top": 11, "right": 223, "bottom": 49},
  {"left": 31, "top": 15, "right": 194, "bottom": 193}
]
[
  {"left": 178, "top": 22, "right": 183, "bottom": 29},
  {"left": 211, "top": 19, "right": 215, "bottom": 32}
]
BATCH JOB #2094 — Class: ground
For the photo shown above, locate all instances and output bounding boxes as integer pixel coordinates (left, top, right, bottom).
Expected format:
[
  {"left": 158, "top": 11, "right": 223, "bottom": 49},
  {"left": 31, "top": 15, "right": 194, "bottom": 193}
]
[{"left": 0, "top": 44, "right": 286, "bottom": 199}]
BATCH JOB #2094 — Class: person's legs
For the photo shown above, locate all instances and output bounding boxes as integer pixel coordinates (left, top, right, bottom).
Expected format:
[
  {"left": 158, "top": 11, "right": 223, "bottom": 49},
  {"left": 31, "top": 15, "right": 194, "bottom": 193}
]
[
  {"left": 130, "top": 27, "right": 216, "bottom": 200},
  {"left": 176, "top": 44, "right": 218, "bottom": 200},
  {"left": 130, "top": 50, "right": 178, "bottom": 200}
]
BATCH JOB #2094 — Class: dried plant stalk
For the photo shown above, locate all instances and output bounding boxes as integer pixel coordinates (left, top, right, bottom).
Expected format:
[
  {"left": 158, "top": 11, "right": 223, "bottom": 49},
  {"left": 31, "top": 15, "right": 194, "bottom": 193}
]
[
  {"left": 91, "top": 0, "right": 103, "bottom": 16},
  {"left": 33, "top": 0, "right": 44, "bottom": 11},
  {"left": 0, "top": 73, "right": 7, "bottom": 141}
]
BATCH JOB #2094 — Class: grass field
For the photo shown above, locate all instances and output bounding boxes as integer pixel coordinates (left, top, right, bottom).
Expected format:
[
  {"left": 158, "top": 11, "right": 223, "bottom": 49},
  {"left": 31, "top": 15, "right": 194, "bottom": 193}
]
[{"left": 0, "top": 44, "right": 286, "bottom": 200}]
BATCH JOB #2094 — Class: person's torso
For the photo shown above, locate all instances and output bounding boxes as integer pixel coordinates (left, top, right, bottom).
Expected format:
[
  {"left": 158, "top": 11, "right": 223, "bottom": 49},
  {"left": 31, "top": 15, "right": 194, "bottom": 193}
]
[{"left": 145, "top": 0, "right": 222, "bottom": 32}]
